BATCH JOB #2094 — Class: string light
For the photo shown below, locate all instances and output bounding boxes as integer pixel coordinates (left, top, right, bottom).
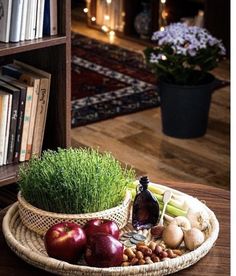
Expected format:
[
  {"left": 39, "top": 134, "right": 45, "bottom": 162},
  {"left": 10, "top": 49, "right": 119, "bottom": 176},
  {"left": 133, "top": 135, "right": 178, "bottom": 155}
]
[
  {"left": 159, "top": 0, "right": 168, "bottom": 30},
  {"left": 104, "top": 15, "right": 110, "bottom": 21},
  {"left": 84, "top": 0, "right": 125, "bottom": 39},
  {"left": 101, "top": 25, "right": 109, "bottom": 32}
]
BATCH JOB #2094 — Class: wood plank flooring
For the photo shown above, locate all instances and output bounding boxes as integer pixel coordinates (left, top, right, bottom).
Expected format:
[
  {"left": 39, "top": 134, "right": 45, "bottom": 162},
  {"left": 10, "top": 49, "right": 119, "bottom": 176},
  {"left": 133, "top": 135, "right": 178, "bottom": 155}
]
[{"left": 71, "top": 22, "right": 230, "bottom": 190}]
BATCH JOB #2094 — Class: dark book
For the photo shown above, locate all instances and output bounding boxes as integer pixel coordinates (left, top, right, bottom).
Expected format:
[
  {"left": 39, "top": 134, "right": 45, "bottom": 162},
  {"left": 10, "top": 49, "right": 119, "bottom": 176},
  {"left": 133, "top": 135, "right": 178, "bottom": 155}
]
[
  {"left": 43, "top": 0, "right": 50, "bottom": 36},
  {"left": 0, "top": 80, "right": 20, "bottom": 164},
  {"left": 0, "top": 75, "right": 27, "bottom": 162}
]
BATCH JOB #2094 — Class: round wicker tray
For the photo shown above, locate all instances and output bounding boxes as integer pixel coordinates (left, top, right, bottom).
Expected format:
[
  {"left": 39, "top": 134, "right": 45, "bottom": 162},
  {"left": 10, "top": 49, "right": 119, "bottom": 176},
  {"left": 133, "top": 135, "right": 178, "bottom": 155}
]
[
  {"left": 2, "top": 188, "right": 219, "bottom": 276},
  {"left": 18, "top": 191, "right": 132, "bottom": 236}
]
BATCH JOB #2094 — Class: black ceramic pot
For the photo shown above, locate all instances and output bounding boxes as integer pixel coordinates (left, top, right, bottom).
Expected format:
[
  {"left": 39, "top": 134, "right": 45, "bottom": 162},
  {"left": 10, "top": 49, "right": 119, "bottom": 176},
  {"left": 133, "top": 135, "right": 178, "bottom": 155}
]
[{"left": 159, "top": 74, "right": 216, "bottom": 138}]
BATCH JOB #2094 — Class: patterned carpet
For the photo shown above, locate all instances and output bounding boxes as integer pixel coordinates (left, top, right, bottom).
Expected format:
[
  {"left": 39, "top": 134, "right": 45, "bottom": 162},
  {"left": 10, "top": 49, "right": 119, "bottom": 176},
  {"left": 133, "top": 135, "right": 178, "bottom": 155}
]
[{"left": 71, "top": 33, "right": 160, "bottom": 127}]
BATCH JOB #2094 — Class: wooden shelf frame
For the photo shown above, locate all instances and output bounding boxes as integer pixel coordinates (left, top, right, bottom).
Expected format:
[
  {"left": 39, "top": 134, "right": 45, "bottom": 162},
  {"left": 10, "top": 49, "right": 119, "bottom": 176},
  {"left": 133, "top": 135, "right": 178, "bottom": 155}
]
[{"left": 0, "top": 0, "right": 71, "bottom": 187}]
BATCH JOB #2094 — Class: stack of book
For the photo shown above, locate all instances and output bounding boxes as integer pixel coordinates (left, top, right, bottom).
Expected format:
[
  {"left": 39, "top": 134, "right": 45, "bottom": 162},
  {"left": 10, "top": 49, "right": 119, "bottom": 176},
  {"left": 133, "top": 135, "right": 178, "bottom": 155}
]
[
  {"left": 0, "top": 0, "right": 58, "bottom": 43},
  {"left": 0, "top": 60, "right": 51, "bottom": 166}
]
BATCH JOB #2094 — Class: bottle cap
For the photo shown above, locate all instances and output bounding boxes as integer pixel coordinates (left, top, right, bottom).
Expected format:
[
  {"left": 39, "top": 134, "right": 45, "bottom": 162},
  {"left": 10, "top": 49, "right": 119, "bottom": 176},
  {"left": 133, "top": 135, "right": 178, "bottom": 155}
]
[{"left": 139, "top": 176, "right": 149, "bottom": 188}]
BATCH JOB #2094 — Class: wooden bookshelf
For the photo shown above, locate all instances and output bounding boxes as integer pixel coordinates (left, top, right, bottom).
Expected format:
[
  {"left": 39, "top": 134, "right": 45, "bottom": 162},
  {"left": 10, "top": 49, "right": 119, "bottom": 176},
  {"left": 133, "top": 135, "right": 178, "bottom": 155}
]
[{"left": 0, "top": 0, "right": 71, "bottom": 187}]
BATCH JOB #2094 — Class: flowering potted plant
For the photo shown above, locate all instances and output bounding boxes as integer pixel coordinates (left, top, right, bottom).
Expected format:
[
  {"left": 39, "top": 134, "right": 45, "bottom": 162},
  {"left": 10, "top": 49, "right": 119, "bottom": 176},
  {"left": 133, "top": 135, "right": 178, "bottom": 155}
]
[{"left": 144, "top": 23, "right": 226, "bottom": 138}]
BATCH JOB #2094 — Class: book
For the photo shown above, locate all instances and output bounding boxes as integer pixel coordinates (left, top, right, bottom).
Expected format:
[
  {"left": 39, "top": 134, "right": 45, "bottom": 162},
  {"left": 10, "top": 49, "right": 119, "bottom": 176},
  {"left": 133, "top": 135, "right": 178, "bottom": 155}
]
[
  {"left": 0, "top": 0, "right": 13, "bottom": 42},
  {"left": 3, "top": 92, "right": 12, "bottom": 164},
  {"left": 20, "top": 0, "right": 28, "bottom": 41},
  {"left": 36, "top": 0, "right": 45, "bottom": 38},
  {"left": 0, "top": 74, "right": 28, "bottom": 162},
  {"left": 9, "top": 0, "right": 24, "bottom": 42},
  {"left": 2, "top": 64, "right": 40, "bottom": 161},
  {"left": 14, "top": 60, "right": 51, "bottom": 157},
  {"left": 19, "top": 84, "right": 33, "bottom": 162},
  {"left": 25, "top": 0, "right": 38, "bottom": 40},
  {"left": 0, "top": 91, "right": 10, "bottom": 165},
  {"left": 0, "top": 80, "right": 20, "bottom": 164},
  {"left": 43, "top": 0, "right": 57, "bottom": 36}
]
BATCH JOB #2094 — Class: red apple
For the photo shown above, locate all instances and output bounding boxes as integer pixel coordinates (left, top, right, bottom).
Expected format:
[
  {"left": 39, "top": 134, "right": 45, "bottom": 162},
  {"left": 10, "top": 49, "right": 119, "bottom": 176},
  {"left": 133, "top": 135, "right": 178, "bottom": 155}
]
[
  {"left": 84, "top": 233, "right": 124, "bottom": 267},
  {"left": 44, "top": 222, "right": 87, "bottom": 263},
  {"left": 83, "top": 219, "right": 119, "bottom": 240}
]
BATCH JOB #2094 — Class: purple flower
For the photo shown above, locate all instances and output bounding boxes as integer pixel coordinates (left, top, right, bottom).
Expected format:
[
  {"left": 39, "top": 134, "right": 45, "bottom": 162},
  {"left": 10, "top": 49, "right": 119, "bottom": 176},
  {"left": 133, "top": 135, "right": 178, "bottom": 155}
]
[{"left": 151, "top": 23, "right": 226, "bottom": 56}]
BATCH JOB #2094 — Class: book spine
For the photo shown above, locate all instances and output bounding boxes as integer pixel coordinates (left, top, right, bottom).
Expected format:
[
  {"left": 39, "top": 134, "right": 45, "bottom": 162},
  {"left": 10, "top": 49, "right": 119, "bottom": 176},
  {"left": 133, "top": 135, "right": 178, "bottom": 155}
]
[
  {"left": 25, "top": 0, "right": 37, "bottom": 40},
  {"left": 25, "top": 79, "right": 40, "bottom": 160},
  {"left": 13, "top": 87, "right": 27, "bottom": 162},
  {"left": 0, "top": 95, "right": 9, "bottom": 165},
  {"left": 32, "top": 78, "right": 48, "bottom": 156},
  {"left": 43, "top": 0, "right": 50, "bottom": 35},
  {"left": 3, "top": 95, "right": 12, "bottom": 164},
  {"left": 50, "top": 0, "right": 57, "bottom": 35},
  {"left": 0, "top": 0, "right": 13, "bottom": 43},
  {"left": 19, "top": 87, "right": 33, "bottom": 162},
  {"left": 6, "top": 90, "right": 20, "bottom": 164},
  {"left": 20, "top": 0, "right": 28, "bottom": 41},
  {"left": 37, "top": 0, "right": 45, "bottom": 38},
  {"left": 9, "top": 0, "right": 24, "bottom": 43},
  {"left": 31, "top": 0, "right": 38, "bottom": 39}
]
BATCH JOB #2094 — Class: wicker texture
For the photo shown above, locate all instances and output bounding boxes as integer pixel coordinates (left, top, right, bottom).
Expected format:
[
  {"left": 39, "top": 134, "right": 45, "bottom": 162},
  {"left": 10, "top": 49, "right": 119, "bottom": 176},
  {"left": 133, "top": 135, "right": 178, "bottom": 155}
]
[
  {"left": 3, "top": 190, "right": 219, "bottom": 276},
  {"left": 18, "top": 192, "right": 131, "bottom": 236}
]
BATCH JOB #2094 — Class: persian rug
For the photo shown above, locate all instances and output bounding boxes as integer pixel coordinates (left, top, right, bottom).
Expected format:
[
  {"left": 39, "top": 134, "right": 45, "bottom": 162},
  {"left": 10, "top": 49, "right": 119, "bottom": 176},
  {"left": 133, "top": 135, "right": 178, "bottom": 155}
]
[{"left": 71, "top": 33, "right": 160, "bottom": 127}]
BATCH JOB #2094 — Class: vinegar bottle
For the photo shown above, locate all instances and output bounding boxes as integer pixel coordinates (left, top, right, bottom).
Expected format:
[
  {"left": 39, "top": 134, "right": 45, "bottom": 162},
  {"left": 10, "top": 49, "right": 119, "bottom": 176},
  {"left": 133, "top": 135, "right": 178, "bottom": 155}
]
[{"left": 132, "top": 176, "right": 160, "bottom": 230}]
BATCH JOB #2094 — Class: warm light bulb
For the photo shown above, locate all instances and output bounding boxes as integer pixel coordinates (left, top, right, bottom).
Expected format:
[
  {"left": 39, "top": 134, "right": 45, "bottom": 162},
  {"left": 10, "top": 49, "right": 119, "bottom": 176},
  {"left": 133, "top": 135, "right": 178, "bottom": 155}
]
[
  {"left": 109, "top": 30, "right": 115, "bottom": 36},
  {"left": 109, "top": 31, "right": 115, "bottom": 43},
  {"left": 160, "top": 26, "right": 165, "bottom": 31},
  {"left": 83, "top": 8, "right": 88, "bottom": 13},
  {"left": 162, "top": 10, "right": 168, "bottom": 19},
  {"left": 91, "top": 16, "right": 96, "bottom": 21},
  {"left": 106, "top": 0, "right": 112, "bottom": 3},
  {"left": 101, "top": 25, "right": 109, "bottom": 32},
  {"left": 104, "top": 15, "right": 110, "bottom": 21},
  {"left": 161, "top": 0, "right": 166, "bottom": 3}
]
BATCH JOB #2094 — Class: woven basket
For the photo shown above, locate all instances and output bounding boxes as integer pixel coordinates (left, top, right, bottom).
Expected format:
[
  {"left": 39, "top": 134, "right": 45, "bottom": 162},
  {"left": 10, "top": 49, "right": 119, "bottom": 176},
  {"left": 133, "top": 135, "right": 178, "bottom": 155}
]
[
  {"left": 3, "top": 187, "right": 219, "bottom": 276},
  {"left": 18, "top": 191, "right": 132, "bottom": 236}
]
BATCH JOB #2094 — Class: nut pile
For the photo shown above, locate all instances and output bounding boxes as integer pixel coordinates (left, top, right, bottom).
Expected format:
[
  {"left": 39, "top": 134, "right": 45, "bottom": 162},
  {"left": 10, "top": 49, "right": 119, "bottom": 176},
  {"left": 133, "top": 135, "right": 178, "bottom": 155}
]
[{"left": 121, "top": 241, "right": 183, "bottom": 266}]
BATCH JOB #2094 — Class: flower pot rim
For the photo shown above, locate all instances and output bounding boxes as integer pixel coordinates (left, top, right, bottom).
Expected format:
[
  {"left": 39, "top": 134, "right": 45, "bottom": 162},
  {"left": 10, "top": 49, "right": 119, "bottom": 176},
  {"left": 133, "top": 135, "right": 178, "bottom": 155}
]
[{"left": 159, "top": 73, "right": 215, "bottom": 89}]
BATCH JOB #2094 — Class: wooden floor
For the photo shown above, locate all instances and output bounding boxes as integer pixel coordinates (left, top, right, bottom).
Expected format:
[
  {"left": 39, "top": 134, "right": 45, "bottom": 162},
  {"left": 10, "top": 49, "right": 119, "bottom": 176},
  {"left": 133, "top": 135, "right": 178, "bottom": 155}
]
[{"left": 71, "top": 21, "right": 230, "bottom": 191}]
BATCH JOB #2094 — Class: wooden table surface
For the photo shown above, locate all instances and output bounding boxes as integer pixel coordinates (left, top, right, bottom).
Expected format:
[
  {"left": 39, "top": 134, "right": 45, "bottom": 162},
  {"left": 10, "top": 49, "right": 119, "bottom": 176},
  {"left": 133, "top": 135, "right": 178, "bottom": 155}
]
[{"left": 0, "top": 182, "right": 230, "bottom": 276}]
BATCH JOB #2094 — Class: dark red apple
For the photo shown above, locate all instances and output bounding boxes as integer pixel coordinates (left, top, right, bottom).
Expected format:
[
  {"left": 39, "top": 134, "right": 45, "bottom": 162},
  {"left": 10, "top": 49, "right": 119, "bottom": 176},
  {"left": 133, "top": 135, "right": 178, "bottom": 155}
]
[
  {"left": 84, "top": 233, "right": 124, "bottom": 267},
  {"left": 44, "top": 222, "right": 87, "bottom": 263},
  {"left": 83, "top": 219, "right": 119, "bottom": 240}
]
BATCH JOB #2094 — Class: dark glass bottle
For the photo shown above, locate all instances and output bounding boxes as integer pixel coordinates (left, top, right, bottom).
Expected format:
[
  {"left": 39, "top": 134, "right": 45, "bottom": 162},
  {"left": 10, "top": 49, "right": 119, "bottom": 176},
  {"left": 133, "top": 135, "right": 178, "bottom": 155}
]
[{"left": 132, "top": 176, "right": 160, "bottom": 230}]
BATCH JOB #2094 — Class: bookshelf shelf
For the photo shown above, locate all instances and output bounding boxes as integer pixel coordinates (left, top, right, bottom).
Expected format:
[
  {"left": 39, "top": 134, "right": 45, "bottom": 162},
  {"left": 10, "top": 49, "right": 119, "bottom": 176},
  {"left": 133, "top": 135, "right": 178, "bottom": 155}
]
[
  {"left": 0, "top": 36, "right": 67, "bottom": 56},
  {"left": 0, "top": 164, "right": 19, "bottom": 187},
  {"left": 0, "top": 0, "right": 71, "bottom": 187}
]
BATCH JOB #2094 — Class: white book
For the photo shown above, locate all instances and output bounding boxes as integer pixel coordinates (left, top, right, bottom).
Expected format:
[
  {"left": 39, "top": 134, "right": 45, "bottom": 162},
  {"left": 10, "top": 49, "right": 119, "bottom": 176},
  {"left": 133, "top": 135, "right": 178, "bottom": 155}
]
[
  {"left": 50, "top": 0, "right": 57, "bottom": 35},
  {"left": 20, "top": 0, "right": 28, "bottom": 41},
  {"left": 3, "top": 93, "right": 12, "bottom": 165},
  {"left": 36, "top": 0, "right": 45, "bottom": 38},
  {"left": 0, "top": 92, "right": 10, "bottom": 165},
  {"left": 25, "top": 0, "right": 38, "bottom": 40},
  {"left": 9, "top": 0, "right": 24, "bottom": 42},
  {"left": 0, "top": 0, "right": 13, "bottom": 42}
]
